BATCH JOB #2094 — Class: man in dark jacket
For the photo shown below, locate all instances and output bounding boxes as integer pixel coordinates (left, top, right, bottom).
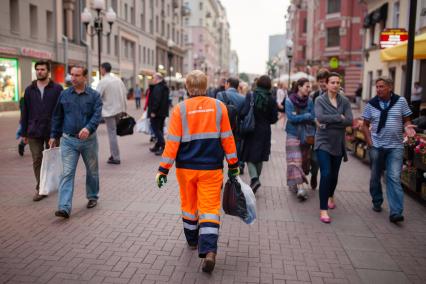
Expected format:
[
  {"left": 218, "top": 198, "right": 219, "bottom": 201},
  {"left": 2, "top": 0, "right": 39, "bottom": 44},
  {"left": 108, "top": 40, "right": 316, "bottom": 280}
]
[
  {"left": 21, "top": 60, "right": 63, "bottom": 201},
  {"left": 148, "top": 73, "right": 170, "bottom": 155}
]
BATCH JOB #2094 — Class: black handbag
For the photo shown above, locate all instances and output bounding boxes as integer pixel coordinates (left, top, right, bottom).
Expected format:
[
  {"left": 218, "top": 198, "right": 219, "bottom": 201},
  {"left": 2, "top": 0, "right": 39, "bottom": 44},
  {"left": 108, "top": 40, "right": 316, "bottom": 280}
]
[
  {"left": 116, "top": 113, "right": 136, "bottom": 136},
  {"left": 222, "top": 177, "right": 248, "bottom": 220},
  {"left": 240, "top": 93, "right": 255, "bottom": 135}
]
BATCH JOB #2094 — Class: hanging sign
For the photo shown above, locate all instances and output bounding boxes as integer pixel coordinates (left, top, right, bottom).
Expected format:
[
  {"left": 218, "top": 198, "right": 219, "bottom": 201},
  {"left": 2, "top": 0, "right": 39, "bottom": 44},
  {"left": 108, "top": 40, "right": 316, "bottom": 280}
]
[{"left": 380, "top": 29, "right": 408, "bottom": 49}]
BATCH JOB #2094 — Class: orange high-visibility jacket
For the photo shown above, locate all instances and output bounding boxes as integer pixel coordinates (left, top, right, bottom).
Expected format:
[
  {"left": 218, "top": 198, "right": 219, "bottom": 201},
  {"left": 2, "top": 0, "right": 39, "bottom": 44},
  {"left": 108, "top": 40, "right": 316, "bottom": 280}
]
[{"left": 158, "top": 96, "right": 238, "bottom": 174}]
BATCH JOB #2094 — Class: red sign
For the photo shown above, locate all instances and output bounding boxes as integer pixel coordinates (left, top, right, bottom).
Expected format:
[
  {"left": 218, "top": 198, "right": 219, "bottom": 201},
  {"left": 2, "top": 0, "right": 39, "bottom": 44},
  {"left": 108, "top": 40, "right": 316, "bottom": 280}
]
[
  {"left": 380, "top": 29, "right": 408, "bottom": 49},
  {"left": 20, "top": 48, "right": 52, "bottom": 59}
]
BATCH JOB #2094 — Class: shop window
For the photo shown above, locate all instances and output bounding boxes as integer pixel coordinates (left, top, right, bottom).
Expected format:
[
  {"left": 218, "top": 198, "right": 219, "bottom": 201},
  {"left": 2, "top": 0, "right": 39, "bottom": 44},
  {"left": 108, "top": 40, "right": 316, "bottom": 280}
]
[
  {"left": 30, "top": 4, "right": 38, "bottom": 38},
  {"left": 114, "top": 35, "right": 119, "bottom": 56},
  {"left": 327, "top": 0, "right": 340, "bottom": 14},
  {"left": 0, "top": 58, "right": 19, "bottom": 102},
  {"left": 10, "top": 0, "right": 19, "bottom": 33},
  {"left": 327, "top": 27, "right": 340, "bottom": 47},
  {"left": 47, "top": 11, "right": 53, "bottom": 40}
]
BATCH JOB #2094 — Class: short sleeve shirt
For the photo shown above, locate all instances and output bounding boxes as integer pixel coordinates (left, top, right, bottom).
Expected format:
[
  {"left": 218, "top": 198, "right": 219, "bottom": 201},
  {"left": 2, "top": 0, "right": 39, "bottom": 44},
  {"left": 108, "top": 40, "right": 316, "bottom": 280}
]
[{"left": 362, "top": 95, "right": 412, "bottom": 148}]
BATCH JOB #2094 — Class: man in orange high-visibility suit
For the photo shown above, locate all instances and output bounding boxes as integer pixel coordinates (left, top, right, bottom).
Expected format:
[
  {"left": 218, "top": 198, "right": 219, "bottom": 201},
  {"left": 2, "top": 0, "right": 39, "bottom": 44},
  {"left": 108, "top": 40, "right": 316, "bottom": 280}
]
[{"left": 156, "top": 70, "right": 239, "bottom": 273}]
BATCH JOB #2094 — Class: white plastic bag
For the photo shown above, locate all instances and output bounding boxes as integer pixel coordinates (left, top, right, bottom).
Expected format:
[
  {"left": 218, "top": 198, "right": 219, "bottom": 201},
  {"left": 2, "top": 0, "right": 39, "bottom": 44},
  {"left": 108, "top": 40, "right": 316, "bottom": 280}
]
[
  {"left": 237, "top": 176, "right": 257, "bottom": 224},
  {"left": 136, "top": 111, "right": 151, "bottom": 134},
  {"left": 39, "top": 147, "right": 63, "bottom": 195}
]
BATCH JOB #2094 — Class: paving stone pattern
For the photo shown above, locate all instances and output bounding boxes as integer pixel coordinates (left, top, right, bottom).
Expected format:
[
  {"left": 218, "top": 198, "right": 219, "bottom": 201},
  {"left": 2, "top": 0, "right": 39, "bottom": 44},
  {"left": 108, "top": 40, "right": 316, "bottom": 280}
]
[{"left": 0, "top": 103, "right": 425, "bottom": 284}]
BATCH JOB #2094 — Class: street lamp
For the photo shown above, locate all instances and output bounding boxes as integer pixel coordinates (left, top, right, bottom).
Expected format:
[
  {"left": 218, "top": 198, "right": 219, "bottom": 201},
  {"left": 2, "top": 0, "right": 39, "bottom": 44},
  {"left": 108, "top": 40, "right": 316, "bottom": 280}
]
[
  {"left": 81, "top": 0, "right": 116, "bottom": 80},
  {"left": 286, "top": 39, "right": 294, "bottom": 88},
  {"left": 167, "top": 39, "right": 176, "bottom": 87}
]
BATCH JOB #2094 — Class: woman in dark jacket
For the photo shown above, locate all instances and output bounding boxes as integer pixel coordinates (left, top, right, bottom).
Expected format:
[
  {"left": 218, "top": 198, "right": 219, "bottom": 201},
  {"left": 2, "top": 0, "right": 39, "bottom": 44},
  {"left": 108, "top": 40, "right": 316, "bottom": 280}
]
[{"left": 240, "top": 75, "right": 278, "bottom": 193}]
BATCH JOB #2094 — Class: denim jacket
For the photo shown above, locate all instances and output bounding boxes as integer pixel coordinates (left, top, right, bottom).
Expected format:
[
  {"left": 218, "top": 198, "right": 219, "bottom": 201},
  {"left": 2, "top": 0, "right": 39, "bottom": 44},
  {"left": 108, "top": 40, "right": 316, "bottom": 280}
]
[
  {"left": 51, "top": 86, "right": 103, "bottom": 138},
  {"left": 285, "top": 97, "right": 315, "bottom": 141}
]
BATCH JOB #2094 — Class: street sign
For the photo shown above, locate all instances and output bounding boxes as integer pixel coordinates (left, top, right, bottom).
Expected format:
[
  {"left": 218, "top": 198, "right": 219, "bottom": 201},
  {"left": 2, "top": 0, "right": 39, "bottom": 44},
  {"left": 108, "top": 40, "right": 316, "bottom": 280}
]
[
  {"left": 380, "top": 28, "right": 408, "bottom": 49},
  {"left": 329, "top": 57, "right": 339, "bottom": 69}
]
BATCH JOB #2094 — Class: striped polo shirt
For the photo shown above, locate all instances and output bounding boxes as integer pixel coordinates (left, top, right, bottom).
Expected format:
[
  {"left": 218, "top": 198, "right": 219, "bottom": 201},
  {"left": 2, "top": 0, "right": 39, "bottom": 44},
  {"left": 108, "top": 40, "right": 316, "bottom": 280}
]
[{"left": 362, "top": 94, "right": 412, "bottom": 149}]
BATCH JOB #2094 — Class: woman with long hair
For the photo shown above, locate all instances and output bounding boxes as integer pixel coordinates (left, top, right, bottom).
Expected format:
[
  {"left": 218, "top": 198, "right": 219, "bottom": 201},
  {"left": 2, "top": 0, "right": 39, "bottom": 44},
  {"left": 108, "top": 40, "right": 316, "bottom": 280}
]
[
  {"left": 285, "top": 78, "right": 315, "bottom": 200},
  {"left": 240, "top": 75, "right": 278, "bottom": 193},
  {"left": 314, "top": 72, "right": 353, "bottom": 223}
]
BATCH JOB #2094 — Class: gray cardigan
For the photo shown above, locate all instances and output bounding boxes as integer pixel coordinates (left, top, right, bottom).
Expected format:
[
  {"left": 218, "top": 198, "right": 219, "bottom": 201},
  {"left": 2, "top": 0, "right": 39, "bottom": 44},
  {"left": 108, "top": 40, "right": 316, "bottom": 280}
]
[{"left": 314, "top": 93, "right": 353, "bottom": 159}]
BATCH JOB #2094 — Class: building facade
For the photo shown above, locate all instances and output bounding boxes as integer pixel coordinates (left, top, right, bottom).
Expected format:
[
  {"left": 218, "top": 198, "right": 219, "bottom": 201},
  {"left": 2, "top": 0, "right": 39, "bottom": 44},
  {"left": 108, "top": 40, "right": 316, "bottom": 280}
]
[
  {"left": 182, "top": 0, "right": 230, "bottom": 87},
  {"left": 229, "top": 50, "right": 238, "bottom": 77},
  {"left": 0, "top": 0, "right": 188, "bottom": 111},
  {"left": 362, "top": 0, "right": 426, "bottom": 105},
  {"left": 287, "top": 0, "right": 367, "bottom": 97}
]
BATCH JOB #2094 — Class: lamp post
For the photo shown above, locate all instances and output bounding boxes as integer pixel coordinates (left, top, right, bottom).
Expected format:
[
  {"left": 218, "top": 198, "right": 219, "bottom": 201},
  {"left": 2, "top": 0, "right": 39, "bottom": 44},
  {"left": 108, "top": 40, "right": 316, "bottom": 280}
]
[
  {"left": 286, "top": 39, "right": 294, "bottom": 88},
  {"left": 81, "top": 0, "right": 116, "bottom": 80},
  {"left": 167, "top": 39, "right": 176, "bottom": 87}
]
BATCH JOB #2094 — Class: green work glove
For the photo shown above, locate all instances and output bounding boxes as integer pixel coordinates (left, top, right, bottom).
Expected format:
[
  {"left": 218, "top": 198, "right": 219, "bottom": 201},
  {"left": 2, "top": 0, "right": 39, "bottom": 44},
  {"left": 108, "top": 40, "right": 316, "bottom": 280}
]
[
  {"left": 228, "top": 167, "right": 240, "bottom": 179},
  {"left": 156, "top": 173, "right": 167, "bottom": 188}
]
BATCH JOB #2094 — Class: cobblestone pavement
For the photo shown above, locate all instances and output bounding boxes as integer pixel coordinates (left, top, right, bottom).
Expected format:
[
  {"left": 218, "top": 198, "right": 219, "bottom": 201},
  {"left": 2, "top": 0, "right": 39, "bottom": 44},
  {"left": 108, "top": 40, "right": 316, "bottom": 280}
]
[{"left": 0, "top": 102, "right": 425, "bottom": 284}]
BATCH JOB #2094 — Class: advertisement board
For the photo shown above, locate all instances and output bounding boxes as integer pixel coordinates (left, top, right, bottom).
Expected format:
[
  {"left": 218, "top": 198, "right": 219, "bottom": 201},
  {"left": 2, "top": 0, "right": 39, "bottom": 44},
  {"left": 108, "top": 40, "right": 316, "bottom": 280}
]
[
  {"left": 380, "top": 29, "right": 408, "bottom": 49},
  {"left": 0, "top": 58, "right": 19, "bottom": 102}
]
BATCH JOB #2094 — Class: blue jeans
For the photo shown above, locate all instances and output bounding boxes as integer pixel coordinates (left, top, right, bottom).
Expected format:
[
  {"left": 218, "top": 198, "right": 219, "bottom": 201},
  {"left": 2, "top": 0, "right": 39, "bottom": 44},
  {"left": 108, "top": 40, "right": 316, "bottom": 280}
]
[
  {"left": 58, "top": 134, "right": 99, "bottom": 214},
  {"left": 316, "top": 150, "right": 343, "bottom": 210},
  {"left": 369, "top": 147, "right": 404, "bottom": 217}
]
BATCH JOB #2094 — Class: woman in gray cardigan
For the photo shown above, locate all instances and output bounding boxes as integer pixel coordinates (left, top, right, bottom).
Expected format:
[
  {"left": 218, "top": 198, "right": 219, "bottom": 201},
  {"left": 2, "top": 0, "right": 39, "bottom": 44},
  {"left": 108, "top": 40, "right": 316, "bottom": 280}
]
[{"left": 314, "top": 72, "right": 353, "bottom": 223}]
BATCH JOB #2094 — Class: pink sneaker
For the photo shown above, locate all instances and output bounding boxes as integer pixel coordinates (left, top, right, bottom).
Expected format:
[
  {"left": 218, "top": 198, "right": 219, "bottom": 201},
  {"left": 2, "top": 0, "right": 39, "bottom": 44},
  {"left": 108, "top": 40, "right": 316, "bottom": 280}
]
[{"left": 320, "top": 216, "right": 331, "bottom": 223}]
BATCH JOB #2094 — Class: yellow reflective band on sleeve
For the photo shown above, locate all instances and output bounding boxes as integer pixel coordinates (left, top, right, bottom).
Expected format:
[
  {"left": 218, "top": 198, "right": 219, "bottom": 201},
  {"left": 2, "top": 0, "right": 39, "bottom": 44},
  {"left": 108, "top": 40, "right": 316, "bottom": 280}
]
[
  {"left": 226, "top": 152, "right": 237, "bottom": 160},
  {"left": 160, "top": 157, "right": 175, "bottom": 165},
  {"left": 167, "top": 134, "right": 181, "bottom": 142}
]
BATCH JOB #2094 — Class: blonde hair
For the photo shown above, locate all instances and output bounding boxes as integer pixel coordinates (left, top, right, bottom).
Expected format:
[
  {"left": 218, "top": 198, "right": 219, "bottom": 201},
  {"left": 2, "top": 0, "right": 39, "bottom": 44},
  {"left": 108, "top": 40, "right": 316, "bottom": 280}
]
[
  {"left": 185, "top": 70, "right": 207, "bottom": 97},
  {"left": 238, "top": 81, "right": 249, "bottom": 96}
]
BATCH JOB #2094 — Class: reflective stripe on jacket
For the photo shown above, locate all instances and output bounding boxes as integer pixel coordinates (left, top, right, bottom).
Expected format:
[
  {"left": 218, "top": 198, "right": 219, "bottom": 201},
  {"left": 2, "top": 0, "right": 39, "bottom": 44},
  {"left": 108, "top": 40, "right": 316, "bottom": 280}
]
[{"left": 158, "top": 96, "right": 238, "bottom": 173}]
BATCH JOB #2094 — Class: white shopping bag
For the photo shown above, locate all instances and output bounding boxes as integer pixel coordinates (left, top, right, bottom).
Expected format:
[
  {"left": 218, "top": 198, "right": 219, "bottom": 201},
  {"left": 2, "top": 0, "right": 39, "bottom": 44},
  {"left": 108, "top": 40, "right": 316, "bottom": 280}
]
[
  {"left": 39, "top": 147, "right": 63, "bottom": 195},
  {"left": 136, "top": 111, "right": 151, "bottom": 134},
  {"left": 237, "top": 176, "right": 257, "bottom": 225}
]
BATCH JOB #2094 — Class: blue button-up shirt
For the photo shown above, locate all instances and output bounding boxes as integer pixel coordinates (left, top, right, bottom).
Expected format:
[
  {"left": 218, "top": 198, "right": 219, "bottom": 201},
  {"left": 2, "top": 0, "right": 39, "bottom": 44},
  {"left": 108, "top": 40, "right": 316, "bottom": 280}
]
[{"left": 50, "top": 86, "right": 103, "bottom": 138}]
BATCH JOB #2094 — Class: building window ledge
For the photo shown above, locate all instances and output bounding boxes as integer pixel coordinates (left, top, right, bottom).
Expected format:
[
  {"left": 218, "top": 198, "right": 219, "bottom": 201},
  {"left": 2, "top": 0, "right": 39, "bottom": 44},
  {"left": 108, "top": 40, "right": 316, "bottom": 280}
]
[
  {"left": 326, "top": 12, "right": 341, "bottom": 19},
  {"left": 325, "top": 46, "right": 340, "bottom": 51}
]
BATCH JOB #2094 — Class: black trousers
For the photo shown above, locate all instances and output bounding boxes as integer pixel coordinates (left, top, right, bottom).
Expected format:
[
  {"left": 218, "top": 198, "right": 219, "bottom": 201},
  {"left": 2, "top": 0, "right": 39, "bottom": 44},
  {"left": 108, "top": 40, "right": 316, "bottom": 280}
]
[{"left": 150, "top": 117, "right": 166, "bottom": 148}]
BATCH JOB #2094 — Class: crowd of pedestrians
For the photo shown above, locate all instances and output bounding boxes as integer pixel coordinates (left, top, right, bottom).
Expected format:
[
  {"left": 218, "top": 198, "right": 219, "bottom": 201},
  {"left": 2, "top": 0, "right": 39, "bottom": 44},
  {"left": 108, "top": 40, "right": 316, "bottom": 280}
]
[{"left": 17, "top": 60, "right": 419, "bottom": 274}]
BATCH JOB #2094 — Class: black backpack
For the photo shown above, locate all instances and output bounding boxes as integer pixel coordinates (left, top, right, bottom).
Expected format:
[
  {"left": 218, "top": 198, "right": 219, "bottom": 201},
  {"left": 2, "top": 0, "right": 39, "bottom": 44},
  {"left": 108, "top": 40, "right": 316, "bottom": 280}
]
[{"left": 219, "top": 91, "right": 239, "bottom": 134}]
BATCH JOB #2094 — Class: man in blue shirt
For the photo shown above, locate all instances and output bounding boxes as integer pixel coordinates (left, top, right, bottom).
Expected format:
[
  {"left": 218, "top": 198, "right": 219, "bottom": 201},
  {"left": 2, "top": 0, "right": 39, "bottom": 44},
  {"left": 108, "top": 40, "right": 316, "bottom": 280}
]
[
  {"left": 49, "top": 66, "right": 103, "bottom": 218},
  {"left": 362, "top": 76, "right": 416, "bottom": 223}
]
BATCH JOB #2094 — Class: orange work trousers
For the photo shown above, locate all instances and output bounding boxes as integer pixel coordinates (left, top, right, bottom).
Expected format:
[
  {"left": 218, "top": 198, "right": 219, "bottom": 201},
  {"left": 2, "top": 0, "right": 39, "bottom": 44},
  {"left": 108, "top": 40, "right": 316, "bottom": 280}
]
[{"left": 176, "top": 168, "right": 223, "bottom": 258}]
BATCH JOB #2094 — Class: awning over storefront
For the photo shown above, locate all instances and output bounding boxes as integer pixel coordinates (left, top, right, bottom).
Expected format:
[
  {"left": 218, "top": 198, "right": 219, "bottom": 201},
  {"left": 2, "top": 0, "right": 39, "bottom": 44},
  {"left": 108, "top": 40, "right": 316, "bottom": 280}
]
[{"left": 381, "top": 33, "right": 426, "bottom": 62}]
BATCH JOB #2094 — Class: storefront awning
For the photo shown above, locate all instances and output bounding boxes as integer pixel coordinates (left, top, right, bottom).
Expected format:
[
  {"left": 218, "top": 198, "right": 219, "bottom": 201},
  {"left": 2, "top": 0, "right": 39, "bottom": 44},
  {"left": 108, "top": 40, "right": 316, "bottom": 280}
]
[{"left": 381, "top": 33, "right": 426, "bottom": 62}]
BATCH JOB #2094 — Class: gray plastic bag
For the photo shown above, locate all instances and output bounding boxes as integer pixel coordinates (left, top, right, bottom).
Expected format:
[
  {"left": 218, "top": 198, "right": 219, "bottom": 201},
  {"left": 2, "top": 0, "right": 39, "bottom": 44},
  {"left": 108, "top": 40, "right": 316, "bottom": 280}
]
[{"left": 39, "top": 147, "right": 62, "bottom": 195}]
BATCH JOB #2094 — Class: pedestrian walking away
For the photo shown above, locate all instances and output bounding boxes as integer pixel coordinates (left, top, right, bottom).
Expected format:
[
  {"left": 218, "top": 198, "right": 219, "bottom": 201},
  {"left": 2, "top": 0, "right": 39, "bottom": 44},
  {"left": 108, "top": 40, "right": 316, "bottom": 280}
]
[
  {"left": 134, "top": 84, "right": 142, "bottom": 109},
  {"left": 97, "top": 62, "right": 127, "bottom": 165},
  {"left": 314, "top": 72, "right": 353, "bottom": 223},
  {"left": 240, "top": 75, "right": 278, "bottom": 194},
  {"left": 155, "top": 70, "right": 239, "bottom": 273},
  {"left": 285, "top": 78, "right": 315, "bottom": 201},
  {"left": 216, "top": 77, "right": 246, "bottom": 173},
  {"left": 20, "top": 60, "right": 63, "bottom": 202},
  {"left": 50, "top": 65, "right": 103, "bottom": 219},
  {"left": 362, "top": 76, "right": 416, "bottom": 224},
  {"left": 148, "top": 73, "right": 170, "bottom": 155}
]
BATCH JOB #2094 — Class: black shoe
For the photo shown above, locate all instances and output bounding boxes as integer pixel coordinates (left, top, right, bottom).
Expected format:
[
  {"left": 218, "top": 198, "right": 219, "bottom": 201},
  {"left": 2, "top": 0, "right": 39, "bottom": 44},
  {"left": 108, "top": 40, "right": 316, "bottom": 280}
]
[
  {"left": 55, "top": 210, "right": 70, "bottom": 218},
  {"left": 107, "top": 159, "right": 121, "bottom": 165},
  {"left": 18, "top": 143, "right": 25, "bottom": 156},
  {"left": 202, "top": 252, "right": 216, "bottom": 273},
  {"left": 250, "top": 178, "right": 261, "bottom": 194},
  {"left": 87, "top": 200, "right": 98, "bottom": 209},
  {"left": 33, "top": 193, "right": 47, "bottom": 202},
  {"left": 372, "top": 205, "right": 382, "bottom": 212},
  {"left": 150, "top": 146, "right": 159, "bottom": 152},
  {"left": 155, "top": 147, "right": 164, "bottom": 156},
  {"left": 389, "top": 215, "right": 404, "bottom": 223},
  {"left": 108, "top": 156, "right": 113, "bottom": 161}
]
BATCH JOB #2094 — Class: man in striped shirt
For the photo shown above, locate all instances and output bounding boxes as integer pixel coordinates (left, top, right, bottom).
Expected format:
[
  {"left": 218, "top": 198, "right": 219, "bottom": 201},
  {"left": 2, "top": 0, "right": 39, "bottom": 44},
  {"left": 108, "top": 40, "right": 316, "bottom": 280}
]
[{"left": 362, "top": 76, "right": 416, "bottom": 223}]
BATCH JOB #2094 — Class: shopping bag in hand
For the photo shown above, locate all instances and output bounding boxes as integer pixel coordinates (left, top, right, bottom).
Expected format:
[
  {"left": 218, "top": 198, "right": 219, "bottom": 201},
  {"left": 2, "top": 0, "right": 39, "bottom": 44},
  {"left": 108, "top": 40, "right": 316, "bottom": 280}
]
[
  {"left": 116, "top": 113, "right": 136, "bottom": 136},
  {"left": 136, "top": 111, "right": 151, "bottom": 134},
  {"left": 222, "top": 177, "right": 248, "bottom": 221},
  {"left": 237, "top": 176, "right": 257, "bottom": 224},
  {"left": 39, "top": 147, "right": 62, "bottom": 195}
]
